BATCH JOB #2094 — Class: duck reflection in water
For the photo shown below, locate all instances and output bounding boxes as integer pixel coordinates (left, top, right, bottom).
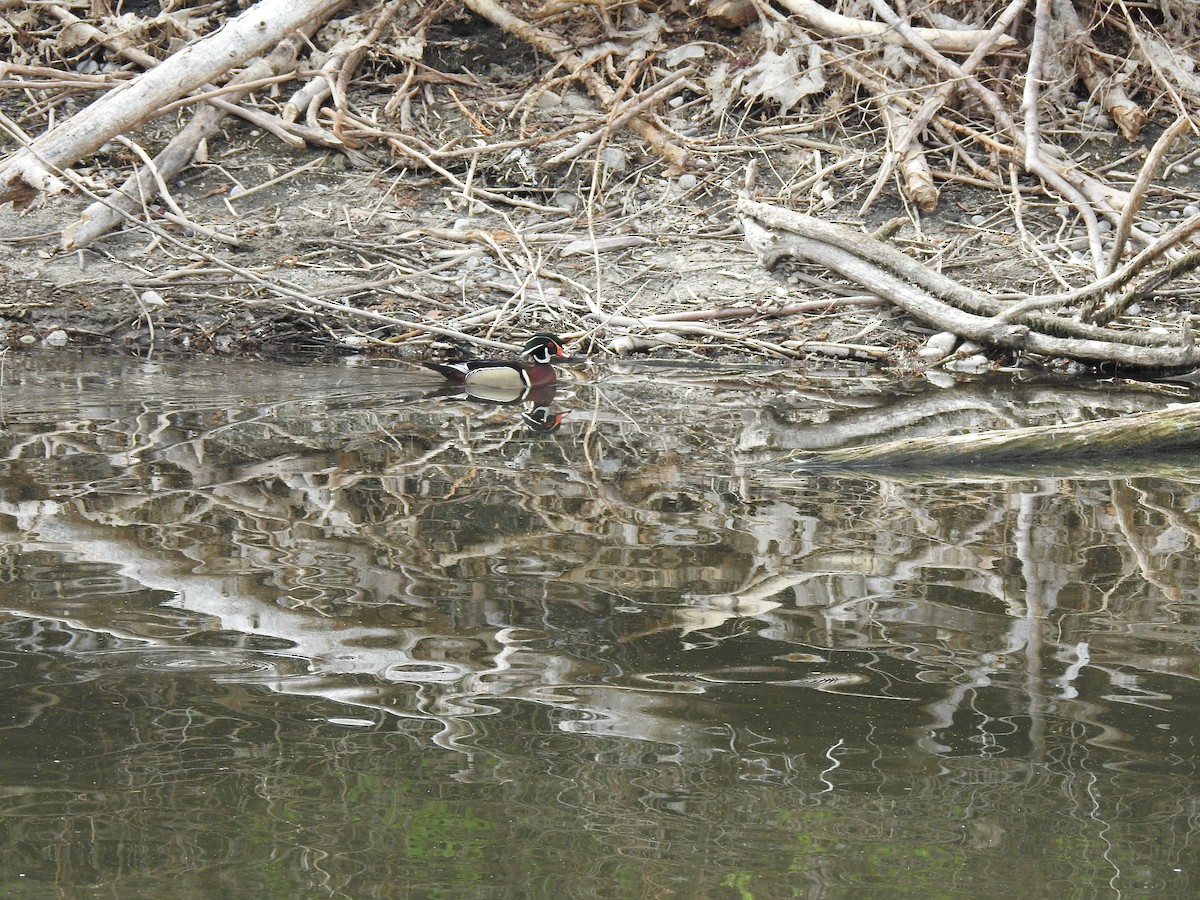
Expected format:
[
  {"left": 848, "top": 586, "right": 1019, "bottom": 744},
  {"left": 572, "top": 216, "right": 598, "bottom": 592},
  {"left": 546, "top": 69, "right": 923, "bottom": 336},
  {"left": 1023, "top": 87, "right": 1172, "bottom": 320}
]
[
  {"left": 423, "top": 378, "right": 566, "bottom": 433},
  {"left": 521, "top": 400, "right": 565, "bottom": 433},
  {"left": 421, "top": 334, "right": 575, "bottom": 432}
]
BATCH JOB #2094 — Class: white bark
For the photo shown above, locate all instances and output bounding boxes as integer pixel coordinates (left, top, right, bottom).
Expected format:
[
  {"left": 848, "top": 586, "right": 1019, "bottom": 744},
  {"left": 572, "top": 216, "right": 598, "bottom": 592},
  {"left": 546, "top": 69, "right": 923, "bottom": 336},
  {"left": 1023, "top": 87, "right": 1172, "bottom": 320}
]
[
  {"left": 0, "top": 0, "right": 349, "bottom": 206},
  {"left": 776, "top": 0, "right": 1019, "bottom": 53}
]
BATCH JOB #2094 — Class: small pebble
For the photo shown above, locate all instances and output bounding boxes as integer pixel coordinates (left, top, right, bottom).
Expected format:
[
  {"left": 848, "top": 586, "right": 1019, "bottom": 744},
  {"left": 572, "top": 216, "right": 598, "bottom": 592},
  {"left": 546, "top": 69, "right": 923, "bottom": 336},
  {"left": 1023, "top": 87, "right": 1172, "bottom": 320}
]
[
  {"left": 970, "top": 214, "right": 986, "bottom": 226},
  {"left": 19, "top": 334, "right": 37, "bottom": 345},
  {"left": 945, "top": 354, "right": 990, "bottom": 374},
  {"left": 551, "top": 190, "right": 581, "bottom": 212},
  {"left": 1141, "top": 220, "right": 1162, "bottom": 233},
  {"left": 43, "top": 330, "right": 69, "bottom": 347},
  {"left": 562, "top": 91, "right": 595, "bottom": 112},
  {"left": 675, "top": 173, "right": 698, "bottom": 192},
  {"left": 923, "top": 331, "right": 959, "bottom": 357},
  {"left": 1170, "top": 163, "right": 1190, "bottom": 176},
  {"left": 1185, "top": 204, "right": 1200, "bottom": 217},
  {"left": 1097, "top": 219, "right": 1112, "bottom": 232},
  {"left": 600, "top": 147, "right": 628, "bottom": 172}
]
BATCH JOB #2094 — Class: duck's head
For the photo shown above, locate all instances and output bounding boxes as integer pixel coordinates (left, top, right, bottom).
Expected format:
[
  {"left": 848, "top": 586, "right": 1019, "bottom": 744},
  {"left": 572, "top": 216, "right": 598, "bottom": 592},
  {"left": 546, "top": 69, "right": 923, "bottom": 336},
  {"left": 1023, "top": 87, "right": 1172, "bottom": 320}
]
[{"left": 520, "top": 333, "right": 573, "bottom": 365}]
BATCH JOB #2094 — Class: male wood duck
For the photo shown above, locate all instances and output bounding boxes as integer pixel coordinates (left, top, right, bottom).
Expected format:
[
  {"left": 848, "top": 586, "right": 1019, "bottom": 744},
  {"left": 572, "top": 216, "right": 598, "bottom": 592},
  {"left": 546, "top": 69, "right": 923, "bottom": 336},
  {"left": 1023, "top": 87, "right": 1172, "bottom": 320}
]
[{"left": 422, "top": 333, "right": 573, "bottom": 394}]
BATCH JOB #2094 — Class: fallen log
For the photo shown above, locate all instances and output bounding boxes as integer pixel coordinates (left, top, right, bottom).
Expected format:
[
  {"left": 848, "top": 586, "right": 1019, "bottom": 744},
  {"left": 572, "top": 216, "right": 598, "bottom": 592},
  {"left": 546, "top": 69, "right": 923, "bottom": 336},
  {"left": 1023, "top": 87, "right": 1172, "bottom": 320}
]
[
  {"left": 0, "top": 0, "right": 350, "bottom": 208},
  {"left": 738, "top": 194, "right": 1200, "bottom": 369}
]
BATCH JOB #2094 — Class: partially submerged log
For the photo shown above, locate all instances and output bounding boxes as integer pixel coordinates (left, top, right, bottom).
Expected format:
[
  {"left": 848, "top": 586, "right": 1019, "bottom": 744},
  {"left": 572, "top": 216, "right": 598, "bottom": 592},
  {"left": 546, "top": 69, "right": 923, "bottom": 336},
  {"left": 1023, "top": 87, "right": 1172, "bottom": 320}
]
[{"left": 787, "top": 403, "right": 1200, "bottom": 469}]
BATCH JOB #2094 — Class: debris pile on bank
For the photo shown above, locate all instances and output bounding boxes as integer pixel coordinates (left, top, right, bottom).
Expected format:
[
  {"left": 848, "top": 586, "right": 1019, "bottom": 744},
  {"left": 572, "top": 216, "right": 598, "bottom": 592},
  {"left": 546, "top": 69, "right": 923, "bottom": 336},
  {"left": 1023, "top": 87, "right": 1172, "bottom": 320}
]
[{"left": 1, "top": 0, "right": 1198, "bottom": 367}]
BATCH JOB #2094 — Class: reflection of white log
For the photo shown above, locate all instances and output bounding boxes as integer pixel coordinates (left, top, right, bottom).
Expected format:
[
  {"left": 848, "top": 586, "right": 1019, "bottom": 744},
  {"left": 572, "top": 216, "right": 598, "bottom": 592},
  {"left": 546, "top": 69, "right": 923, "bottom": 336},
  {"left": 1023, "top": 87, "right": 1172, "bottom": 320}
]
[
  {"left": 0, "top": 0, "right": 349, "bottom": 206},
  {"left": 3, "top": 499, "right": 397, "bottom": 665},
  {"left": 739, "top": 386, "right": 1170, "bottom": 454},
  {"left": 791, "top": 403, "right": 1200, "bottom": 468}
]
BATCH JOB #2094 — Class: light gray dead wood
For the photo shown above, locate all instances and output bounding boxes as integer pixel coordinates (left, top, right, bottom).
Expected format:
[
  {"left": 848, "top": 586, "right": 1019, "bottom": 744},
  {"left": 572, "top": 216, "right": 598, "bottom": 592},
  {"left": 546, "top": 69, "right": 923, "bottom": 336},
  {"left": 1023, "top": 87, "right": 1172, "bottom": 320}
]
[{"left": 0, "top": 0, "right": 350, "bottom": 207}]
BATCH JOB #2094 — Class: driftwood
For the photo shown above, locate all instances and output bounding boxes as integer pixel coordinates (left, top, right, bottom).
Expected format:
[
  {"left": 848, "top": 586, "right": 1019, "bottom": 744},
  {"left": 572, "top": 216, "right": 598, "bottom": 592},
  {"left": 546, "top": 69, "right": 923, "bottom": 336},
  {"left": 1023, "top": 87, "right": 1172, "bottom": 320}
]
[
  {"left": 738, "top": 191, "right": 1200, "bottom": 369},
  {"left": 787, "top": 403, "right": 1200, "bottom": 469},
  {"left": 0, "top": 1, "right": 1198, "bottom": 359},
  {"left": 0, "top": 0, "right": 349, "bottom": 208},
  {"left": 61, "top": 31, "right": 323, "bottom": 250}
]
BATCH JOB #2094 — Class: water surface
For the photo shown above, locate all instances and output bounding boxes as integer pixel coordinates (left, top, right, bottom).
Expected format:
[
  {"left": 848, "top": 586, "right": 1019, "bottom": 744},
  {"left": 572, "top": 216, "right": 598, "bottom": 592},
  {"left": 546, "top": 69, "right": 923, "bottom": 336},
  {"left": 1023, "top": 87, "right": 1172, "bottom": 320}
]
[{"left": 1, "top": 351, "right": 1197, "bottom": 898}]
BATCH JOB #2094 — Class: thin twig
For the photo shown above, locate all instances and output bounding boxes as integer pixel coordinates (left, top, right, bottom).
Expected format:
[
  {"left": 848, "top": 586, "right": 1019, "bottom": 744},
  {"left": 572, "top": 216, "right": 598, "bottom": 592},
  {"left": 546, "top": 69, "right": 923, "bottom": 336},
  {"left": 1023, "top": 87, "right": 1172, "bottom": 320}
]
[{"left": 1105, "top": 114, "right": 1193, "bottom": 276}]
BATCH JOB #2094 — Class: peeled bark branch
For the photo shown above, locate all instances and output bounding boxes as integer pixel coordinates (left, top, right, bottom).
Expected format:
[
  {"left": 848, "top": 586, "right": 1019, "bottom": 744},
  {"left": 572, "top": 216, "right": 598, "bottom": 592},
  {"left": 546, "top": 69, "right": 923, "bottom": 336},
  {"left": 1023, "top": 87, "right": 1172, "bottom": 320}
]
[
  {"left": 879, "top": 103, "right": 938, "bottom": 212},
  {"left": 738, "top": 193, "right": 1200, "bottom": 369},
  {"left": 0, "top": 0, "right": 350, "bottom": 208},
  {"left": 1053, "top": 0, "right": 1146, "bottom": 140},
  {"left": 776, "top": 0, "right": 1019, "bottom": 53}
]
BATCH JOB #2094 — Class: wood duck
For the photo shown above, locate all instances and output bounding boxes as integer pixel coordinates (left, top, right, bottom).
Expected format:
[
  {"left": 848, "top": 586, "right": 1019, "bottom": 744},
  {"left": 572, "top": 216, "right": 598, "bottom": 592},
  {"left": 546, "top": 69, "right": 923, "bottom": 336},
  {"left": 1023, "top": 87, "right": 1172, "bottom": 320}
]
[{"left": 422, "top": 333, "right": 573, "bottom": 394}]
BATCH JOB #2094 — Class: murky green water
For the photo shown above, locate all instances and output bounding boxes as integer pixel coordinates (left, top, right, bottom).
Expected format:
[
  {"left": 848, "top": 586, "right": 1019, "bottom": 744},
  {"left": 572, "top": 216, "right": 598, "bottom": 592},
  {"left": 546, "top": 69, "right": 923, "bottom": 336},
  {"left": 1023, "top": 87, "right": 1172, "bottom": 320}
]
[{"left": 1, "top": 350, "right": 1198, "bottom": 898}]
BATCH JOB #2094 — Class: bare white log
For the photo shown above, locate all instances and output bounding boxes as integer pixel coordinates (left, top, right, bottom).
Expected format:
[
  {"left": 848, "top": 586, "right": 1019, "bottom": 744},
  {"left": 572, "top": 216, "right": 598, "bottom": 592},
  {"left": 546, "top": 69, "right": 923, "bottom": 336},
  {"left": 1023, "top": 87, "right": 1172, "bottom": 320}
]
[
  {"left": 776, "top": 0, "right": 1019, "bottom": 53},
  {"left": 738, "top": 195, "right": 1200, "bottom": 369},
  {"left": 0, "top": 0, "right": 350, "bottom": 207}
]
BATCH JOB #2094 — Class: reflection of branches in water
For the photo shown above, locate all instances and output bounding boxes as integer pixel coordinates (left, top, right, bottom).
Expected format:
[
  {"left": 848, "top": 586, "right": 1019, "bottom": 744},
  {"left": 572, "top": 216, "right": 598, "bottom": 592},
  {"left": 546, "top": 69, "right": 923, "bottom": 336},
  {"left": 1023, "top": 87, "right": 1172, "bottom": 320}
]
[
  {"left": 5, "top": 358, "right": 1200, "bottom": 777},
  {"left": 8, "top": 360, "right": 1200, "bottom": 895}
]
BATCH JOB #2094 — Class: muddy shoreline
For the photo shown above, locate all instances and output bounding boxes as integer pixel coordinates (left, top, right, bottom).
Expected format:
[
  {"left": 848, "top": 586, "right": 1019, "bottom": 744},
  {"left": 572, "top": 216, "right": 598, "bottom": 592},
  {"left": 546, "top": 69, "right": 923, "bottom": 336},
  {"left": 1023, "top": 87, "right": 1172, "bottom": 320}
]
[{"left": 2, "top": 3, "right": 1198, "bottom": 373}]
